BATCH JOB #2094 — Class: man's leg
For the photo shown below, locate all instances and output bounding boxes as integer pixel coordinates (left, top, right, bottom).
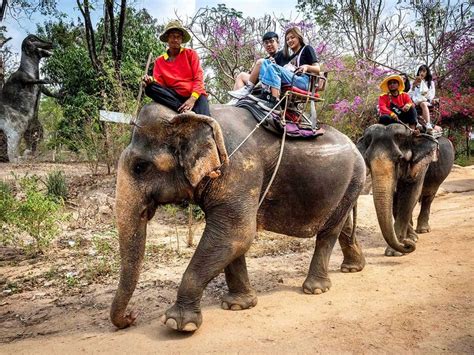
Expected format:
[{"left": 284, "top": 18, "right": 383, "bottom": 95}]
[
  {"left": 192, "top": 95, "right": 211, "bottom": 116},
  {"left": 378, "top": 115, "right": 396, "bottom": 125},
  {"left": 234, "top": 72, "right": 250, "bottom": 90},
  {"left": 144, "top": 83, "right": 184, "bottom": 112},
  {"left": 399, "top": 106, "right": 418, "bottom": 130}
]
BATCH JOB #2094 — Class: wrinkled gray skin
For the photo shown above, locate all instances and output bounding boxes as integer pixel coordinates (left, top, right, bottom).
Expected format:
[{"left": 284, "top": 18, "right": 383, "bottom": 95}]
[
  {"left": 416, "top": 136, "right": 454, "bottom": 234},
  {"left": 0, "top": 35, "right": 53, "bottom": 162},
  {"left": 111, "top": 103, "right": 366, "bottom": 333},
  {"left": 357, "top": 123, "right": 453, "bottom": 256}
]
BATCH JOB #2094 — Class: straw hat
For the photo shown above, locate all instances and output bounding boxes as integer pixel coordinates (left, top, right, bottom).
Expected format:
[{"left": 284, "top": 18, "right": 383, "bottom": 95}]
[
  {"left": 159, "top": 20, "right": 191, "bottom": 43},
  {"left": 380, "top": 74, "right": 405, "bottom": 93}
]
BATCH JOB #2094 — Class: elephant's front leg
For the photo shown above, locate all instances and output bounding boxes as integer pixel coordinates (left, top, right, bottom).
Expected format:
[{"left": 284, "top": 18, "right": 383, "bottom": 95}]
[
  {"left": 303, "top": 226, "right": 340, "bottom": 294},
  {"left": 222, "top": 255, "right": 257, "bottom": 310},
  {"left": 162, "top": 211, "right": 255, "bottom": 332},
  {"left": 338, "top": 212, "right": 365, "bottom": 273}
]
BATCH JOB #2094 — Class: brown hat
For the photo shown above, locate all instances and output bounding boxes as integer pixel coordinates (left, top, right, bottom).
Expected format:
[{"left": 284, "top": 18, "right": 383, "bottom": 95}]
[
  {"left": 380, "top": 74, "right": 405, "bottom": 93},
  {"left": 159, "top": 20, "right": 191, "bottom": 43}
]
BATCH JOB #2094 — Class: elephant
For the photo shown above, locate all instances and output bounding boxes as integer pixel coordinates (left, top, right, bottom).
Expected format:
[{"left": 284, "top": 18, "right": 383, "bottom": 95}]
[
  {"left": 111, "top": 103, "right": 367, "bottom": 333},
  {"left": 357, "top": 123, "right": 454, "bottom": 256}
]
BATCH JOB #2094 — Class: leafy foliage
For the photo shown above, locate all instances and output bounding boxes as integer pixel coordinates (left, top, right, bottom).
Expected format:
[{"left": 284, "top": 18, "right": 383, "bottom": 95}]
[
  {"left": 0, "top": 175, "right": 68, "bottom": 255},
  {"left": 45, "top": 170, "right": 68, "bottom": 202}
]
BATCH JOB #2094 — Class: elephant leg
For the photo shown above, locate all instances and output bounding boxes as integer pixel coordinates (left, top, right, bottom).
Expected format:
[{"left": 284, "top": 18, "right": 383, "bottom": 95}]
[
  {"left": 384, "top": 192, "right": 404, "bottom": 257},
  {"left": 416, "top": 193, "right": 435, "bottom": 233},
  {"left": 407, "top": 218, "right": 418, "bottom": 242},
  {"left": 163, "top": 213, "right": 255, "bottom": 332},
  {"left": 339, "top": 213, "right": 365, "bottom": 273},
  {"left": 221, "top": 255, "right": 258, "bottom": 311},
  {"left": 303, "top": 226, "right": 340, "bottom": 295}
]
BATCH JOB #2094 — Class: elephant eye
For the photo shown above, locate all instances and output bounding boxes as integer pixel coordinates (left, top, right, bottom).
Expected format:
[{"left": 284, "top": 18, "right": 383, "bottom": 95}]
[{"left": 133, "top": 160, "right": 151, "bottom": 176}]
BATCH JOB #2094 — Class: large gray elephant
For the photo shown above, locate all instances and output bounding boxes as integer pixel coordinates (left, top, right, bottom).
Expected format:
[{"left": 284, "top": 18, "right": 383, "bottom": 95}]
[
  {"left": 111, "top": 103, "right": 367, "bottom": 333},
  {"left": 357, "top": 123, "right": 454, "bottom": 256}
]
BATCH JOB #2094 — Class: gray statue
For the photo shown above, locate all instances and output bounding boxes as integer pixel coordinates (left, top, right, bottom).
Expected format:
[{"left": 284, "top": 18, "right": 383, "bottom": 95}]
[{"left": 0, "top": 35, "right": 53, "bottom": 162}]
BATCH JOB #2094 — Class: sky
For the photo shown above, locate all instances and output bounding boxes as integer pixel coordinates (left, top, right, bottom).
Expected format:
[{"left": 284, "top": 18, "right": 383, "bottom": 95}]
[{"left": 3, "top": 0, "right": 301, "bottom": 57}]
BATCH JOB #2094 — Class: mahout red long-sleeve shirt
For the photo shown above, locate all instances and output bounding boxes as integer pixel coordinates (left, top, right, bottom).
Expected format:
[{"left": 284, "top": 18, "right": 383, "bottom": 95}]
[
  {"left": 378, "top": 92, "right": 413, "bottom": 116},
  {"left": 153, "top": 47, "right": 207, "bottom": 98}
]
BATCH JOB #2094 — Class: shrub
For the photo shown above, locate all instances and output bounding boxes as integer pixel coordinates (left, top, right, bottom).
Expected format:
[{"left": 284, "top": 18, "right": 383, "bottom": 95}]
[
  {"left": 46, "top": 170, "right": 68, "bottom": 202},
  {"left": 0, "top": 176, "right": 69, "bottom": 255}
]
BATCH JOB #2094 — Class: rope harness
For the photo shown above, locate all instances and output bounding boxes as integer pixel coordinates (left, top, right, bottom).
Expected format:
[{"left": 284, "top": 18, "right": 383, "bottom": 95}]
[{"left": 207, "top": 95, "right": 289, "bottom": 207}]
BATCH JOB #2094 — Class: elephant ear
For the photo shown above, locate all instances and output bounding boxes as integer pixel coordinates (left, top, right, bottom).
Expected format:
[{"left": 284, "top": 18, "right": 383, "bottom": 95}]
[
  {"left": 409, "top": 136, "right": 438, "bottom": 179},
  {"left": 171, "top": 113, "right": 229, "bottom": 187}
]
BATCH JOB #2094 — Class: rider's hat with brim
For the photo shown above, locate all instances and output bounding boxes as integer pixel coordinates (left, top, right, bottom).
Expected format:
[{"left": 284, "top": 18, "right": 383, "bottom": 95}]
[
  {"left": 159, "top": 20, "right": 191, "bottom": 43},
  {"left": 380, "top": 74, "right": 405, "bottom": 93}
]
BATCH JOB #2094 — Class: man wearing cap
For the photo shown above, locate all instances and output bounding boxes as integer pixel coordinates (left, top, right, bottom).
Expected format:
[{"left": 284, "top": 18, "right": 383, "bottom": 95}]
[
  {"left": 143, "top": 20, "right": 210, "bottom": 116},
  {"left": 227, "top": 31, "right": 288, "bottom": 102},
  {"left": 378, "top": 74, "right": 418, "bottom": 130}
]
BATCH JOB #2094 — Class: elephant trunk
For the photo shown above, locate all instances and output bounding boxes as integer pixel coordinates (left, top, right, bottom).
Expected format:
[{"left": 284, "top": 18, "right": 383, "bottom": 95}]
[
  {"left": 370, "top": 157, "right": 416, "bottom": 254},
  {"left": 110, "top": 171, "right": 148, "bottom": 329}
]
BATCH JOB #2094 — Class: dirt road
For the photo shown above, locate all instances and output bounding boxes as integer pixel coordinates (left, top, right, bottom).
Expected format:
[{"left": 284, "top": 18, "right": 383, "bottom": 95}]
[{"left": 1, "top": 165, "right": 473, "bottom": 353}]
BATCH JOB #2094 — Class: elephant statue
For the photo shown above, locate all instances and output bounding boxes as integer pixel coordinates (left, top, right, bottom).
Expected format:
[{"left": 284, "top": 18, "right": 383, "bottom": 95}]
[
  {"left": 111, "top": 103, "right": 366, "bottom": 333},
  {"left": 357, "top": 123, "right": 454, "bottom": 256}
]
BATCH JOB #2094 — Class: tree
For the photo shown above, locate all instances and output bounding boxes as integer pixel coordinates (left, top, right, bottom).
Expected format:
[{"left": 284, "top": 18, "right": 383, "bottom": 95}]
[
  {"left": 37, "top": 7, "right": 164, "bottom": 169},
  {"left": 183, "top": 4, "right": 277, "bottom": 102},
  {"left": 397, "top": 0, "right": 472, "bottom": 77},
  {"left": 296, "top": 0, "right": 405, "bottom": 61}
]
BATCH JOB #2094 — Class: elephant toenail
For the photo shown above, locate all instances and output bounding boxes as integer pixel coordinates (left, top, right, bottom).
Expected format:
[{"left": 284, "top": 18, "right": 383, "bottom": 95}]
[
  {"left": 230, "top": 304, "right": 243, "bottom": 310},
  {"left": 160, "top": 315, "right": 166, "bottom": 324},
  {"left": 165, "top": 318, "right": 178, "bottom": 330},
  {"left": 182, "top": 323, "right": 198, "bottom": 332},
  {"left": 221, "top": 302, "right": 229, "bottom": 310},
  {"left": 314, "top": 289, "right": 323, "bottom": 294},
  {"left": 303, "top": 288, "right": 312, "bottom": 294}
]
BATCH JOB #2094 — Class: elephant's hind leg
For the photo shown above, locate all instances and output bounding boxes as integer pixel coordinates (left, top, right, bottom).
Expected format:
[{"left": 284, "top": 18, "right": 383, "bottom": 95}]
[
  {"left": 303, "top": 227, "right": 340, "bottom": 294},
  {"left": 222, "top": 255, "right": 257, "bottom": 311},
  {"left": 416, "top": 193, "right": 435, "bottom": 233},
  {"left": 338, "top": 213, "right": 365, "bottom": 273}
]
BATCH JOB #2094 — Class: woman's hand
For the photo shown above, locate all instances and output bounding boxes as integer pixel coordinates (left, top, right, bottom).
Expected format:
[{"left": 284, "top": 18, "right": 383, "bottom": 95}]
[
  {"left": 402, "top": 104, "right": 411, "bottom": 112},
  {"left": 178, "top": 96, "right": 197, "bottom": 113},
  {"left": 295, "top": 65, "right": 308, "bottom": 75}
]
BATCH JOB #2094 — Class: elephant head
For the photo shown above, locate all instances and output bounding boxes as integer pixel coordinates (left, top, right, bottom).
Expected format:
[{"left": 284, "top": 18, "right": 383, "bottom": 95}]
[
  {"left": 356, "top": 124, "right": 438, "bottom": 254},
  {"left": 110, "top": 105, "right": 228, "bottom": 329}
]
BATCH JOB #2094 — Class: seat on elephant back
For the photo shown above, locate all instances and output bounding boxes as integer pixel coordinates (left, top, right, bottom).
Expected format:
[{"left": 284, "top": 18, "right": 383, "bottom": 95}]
[
  {"left": 415, "top": 98, "right": 443, "bottom": 137},
  {"left": 280, "top": 72, "right": 327, "bottom": 130}
]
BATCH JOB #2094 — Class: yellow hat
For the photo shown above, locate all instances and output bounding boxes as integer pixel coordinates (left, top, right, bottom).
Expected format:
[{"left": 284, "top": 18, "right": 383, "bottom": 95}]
[
  {"left": 380, "top": 74, "right": 405, "bottom": 93},
  {"left": 159, "top": 20, "right": 191, "bottom": 43}
]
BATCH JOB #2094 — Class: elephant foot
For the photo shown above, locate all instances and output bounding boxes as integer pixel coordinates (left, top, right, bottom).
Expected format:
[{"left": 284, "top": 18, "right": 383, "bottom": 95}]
[
  {"left": 407, "top": 231, "right": 419, "bottom": 243},
  {"left": 416, "top": 224, "right": 431, "bottom": 234},
  {"left": 384, "top": 246, "right": 404, "bottom": 257},
  {"left": 161, "top": 304, "right": 202, "bottom": 332},
  {"left": 221, "top": 290, "right": 258, "bottom": 311},
  {"left": 111, "top": 310, "right": 138, "bottom": 329},
  {"left": 302, "top": 276, "right": 332, "bottom": 295},
  {"left": 340, "top": 246, "right": 366, "bottom": 273}
]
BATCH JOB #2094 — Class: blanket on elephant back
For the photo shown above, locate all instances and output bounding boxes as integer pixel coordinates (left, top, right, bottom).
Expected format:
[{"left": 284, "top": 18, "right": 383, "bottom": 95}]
[{"left": 235, "top": 98, "right": 324, "bottom": 138}]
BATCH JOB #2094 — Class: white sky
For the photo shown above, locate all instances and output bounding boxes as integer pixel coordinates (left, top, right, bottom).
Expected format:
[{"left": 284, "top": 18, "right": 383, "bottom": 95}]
[{"left": 4, "top": 0, "right": 300, "bottom": 56}]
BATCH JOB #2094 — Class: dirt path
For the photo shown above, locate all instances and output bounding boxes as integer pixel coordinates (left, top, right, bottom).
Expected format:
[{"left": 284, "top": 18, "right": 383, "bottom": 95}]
[{"left": 1, "top": 165, "right": 473, "bottom": 353}]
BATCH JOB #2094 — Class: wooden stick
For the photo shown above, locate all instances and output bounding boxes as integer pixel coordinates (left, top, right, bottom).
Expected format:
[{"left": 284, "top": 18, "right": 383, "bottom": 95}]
[{"left": 131, "top": 52, "right": 153, "bottom": 124}]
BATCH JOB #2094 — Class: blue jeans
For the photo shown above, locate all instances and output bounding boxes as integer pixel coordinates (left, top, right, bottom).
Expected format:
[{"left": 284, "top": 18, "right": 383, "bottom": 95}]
[{"left": 259, "top": 59, "right": 309, "bottom": 91}]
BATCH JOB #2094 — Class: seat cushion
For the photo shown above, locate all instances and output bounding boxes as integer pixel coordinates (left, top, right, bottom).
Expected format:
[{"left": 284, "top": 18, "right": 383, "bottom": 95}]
[{"left": 282, "top": 85, "right": 320, "bottom": 98}]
